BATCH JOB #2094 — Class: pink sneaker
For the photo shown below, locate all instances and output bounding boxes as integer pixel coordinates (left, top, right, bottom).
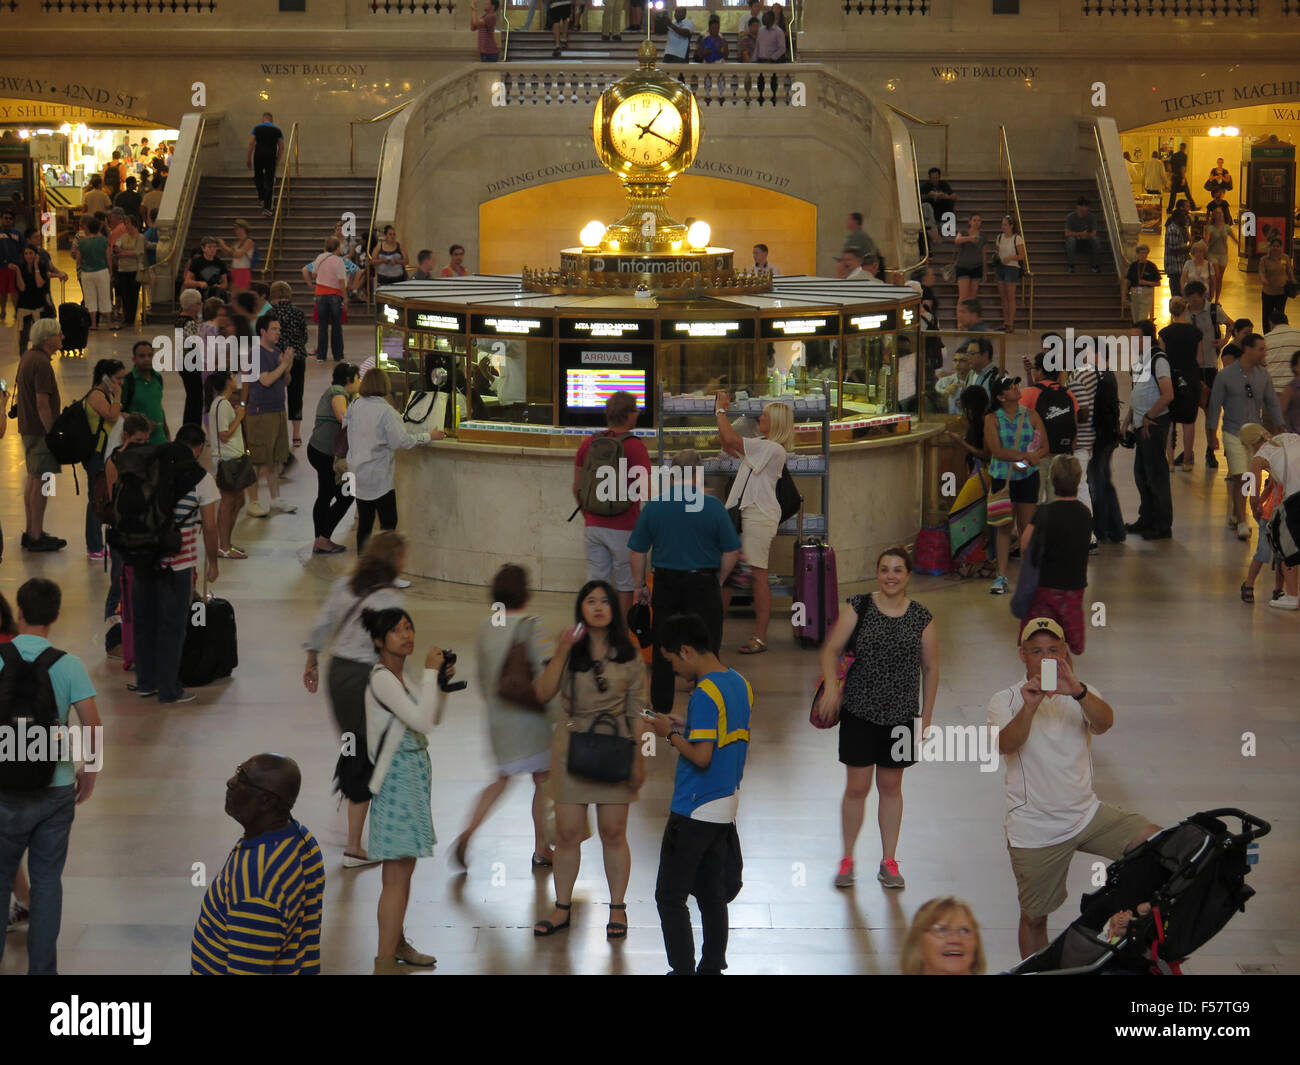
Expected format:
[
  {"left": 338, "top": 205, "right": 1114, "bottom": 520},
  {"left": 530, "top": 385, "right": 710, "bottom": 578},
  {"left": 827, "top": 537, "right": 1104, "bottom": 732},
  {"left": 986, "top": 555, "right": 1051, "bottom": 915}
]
[
  {"left": 877, "top": 858, "right": 905, "bottom": 889},
  {"left": 834, "top": 857, "right": 854, "bottom": 888}
]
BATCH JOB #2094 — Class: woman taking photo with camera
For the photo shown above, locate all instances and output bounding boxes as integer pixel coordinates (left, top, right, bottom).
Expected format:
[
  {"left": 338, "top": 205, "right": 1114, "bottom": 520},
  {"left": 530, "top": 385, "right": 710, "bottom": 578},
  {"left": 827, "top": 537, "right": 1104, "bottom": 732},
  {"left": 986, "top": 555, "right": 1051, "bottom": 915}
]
[
  {"left": 531, "top": 580, "right": 649, "bottom": 941},
  {"left": 363, "top": 603, "right": 456, "bottom": 974},
  {"left": 715, "top": 395, "right": 795, "bottom": 655}
]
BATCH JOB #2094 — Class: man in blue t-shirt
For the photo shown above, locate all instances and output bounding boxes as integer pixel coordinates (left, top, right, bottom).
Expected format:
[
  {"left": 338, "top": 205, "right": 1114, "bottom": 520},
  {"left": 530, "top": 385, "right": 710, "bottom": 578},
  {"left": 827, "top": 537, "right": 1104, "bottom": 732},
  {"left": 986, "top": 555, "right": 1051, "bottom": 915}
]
[
  {"left": 0, "top": 579, "right": 102, "bottom": 975},
  {"left": 647, "top": 613, "right": 751, "bottom": 975},
  {"left": 246, "top": 112, "right": 284, "bottom": 216},
  {"left": 628, "top": 448, "right": 740, "bottom": 715}
]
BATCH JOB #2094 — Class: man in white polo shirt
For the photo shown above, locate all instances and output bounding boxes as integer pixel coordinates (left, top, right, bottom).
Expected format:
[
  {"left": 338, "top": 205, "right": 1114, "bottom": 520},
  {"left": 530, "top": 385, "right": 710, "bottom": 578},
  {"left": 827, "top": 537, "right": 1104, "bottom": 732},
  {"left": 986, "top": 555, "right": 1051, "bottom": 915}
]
[{"left": 988, "top": 617, "right": 1159, "bottom": 959}]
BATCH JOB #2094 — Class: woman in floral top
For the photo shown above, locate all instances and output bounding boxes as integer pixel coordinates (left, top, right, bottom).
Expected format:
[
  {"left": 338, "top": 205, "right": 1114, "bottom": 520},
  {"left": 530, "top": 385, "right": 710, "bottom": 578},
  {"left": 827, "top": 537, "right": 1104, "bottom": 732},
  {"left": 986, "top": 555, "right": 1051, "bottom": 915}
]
[{"left": 271, "top": 280, "right": 309, "bottom": 446}]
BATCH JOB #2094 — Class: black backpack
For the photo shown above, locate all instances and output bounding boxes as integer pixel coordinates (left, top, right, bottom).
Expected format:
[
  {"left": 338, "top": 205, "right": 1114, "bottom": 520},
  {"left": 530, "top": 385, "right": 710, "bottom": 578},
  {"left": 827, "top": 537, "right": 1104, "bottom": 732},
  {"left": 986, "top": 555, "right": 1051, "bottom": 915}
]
[
  {"left": 0, "top": 642, "right": 66, "bottom": 790},
  {"left": 1092, "top": 370, "right": 1121, "bottom": 451},
  {"left": 45, "top": 388, "right": 102, "bottom": 466},
  {"left": 1033, "top": 381, "right": 1077, "bottom": 455},
  {"left": 106, "top": 442, "right": 204, "bottom": 566}
]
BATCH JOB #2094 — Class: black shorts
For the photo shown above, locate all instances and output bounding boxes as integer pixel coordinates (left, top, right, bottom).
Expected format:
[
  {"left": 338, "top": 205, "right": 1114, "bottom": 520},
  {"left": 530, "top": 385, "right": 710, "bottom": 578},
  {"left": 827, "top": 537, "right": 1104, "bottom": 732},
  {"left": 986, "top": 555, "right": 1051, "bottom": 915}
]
[
  {"left": 1201, "top": 367, "right": 1217, "bottom": 392},
  {"left": 955, "top": 266, "right": 983, "bottom": 280},
  {"left": 991, "top": 472, "right": 1040, "bottom": 504},
  {"left": 547, "top": 3, "right": 572, "bottom": 28},
  {"left": 839, "top": 712, "right": 916, "bottom": 769}
]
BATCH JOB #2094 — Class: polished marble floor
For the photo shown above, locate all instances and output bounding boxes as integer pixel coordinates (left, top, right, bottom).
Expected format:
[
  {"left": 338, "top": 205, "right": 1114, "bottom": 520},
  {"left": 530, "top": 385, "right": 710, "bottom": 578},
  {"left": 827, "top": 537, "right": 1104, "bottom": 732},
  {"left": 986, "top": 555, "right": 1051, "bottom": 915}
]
[{"left": 1, "top": 283, "right": 1296, "bottom": 976}]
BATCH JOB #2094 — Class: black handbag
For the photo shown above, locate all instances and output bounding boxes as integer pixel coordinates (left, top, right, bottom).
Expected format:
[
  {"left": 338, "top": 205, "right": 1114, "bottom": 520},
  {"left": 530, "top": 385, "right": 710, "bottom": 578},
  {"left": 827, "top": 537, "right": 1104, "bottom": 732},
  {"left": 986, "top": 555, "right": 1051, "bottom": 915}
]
[{"left": 565, "top": 670, "right": 635, "bottom": 783}]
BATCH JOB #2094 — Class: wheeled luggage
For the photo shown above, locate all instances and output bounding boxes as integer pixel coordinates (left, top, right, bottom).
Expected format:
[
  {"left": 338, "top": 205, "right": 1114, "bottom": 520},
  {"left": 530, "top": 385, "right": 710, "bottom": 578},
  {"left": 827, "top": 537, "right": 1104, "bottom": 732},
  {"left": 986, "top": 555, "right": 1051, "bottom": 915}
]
[
  {"left": 180, "top": 587, "right": 239, "bottom": 687},
  {"left": 793, "top": 538, "right": 838, "bottom": 647}
]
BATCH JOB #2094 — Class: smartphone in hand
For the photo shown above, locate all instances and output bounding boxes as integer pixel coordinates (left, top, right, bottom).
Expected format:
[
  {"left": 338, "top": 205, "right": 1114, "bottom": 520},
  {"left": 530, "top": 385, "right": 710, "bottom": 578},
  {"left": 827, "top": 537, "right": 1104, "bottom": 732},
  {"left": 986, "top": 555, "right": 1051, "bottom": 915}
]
[{"left": 1040, "top": 658, "right": 1058, "bottom": 692}]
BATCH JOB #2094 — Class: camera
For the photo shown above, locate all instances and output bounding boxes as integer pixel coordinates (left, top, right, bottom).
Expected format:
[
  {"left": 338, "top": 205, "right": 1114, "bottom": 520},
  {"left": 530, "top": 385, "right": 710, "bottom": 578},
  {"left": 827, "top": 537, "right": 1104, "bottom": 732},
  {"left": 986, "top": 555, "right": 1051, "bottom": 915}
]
[
  {"left": 1120, "top": 426, "right": 1137, "bottom": 449},
  {"left": 438, "top": 649, "right": 467, "bottom": 693}
]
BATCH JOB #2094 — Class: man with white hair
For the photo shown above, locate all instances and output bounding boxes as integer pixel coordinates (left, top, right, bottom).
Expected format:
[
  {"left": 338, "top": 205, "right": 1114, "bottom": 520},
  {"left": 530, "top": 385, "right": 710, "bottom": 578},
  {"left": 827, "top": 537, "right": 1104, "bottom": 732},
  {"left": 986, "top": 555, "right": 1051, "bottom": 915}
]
[{"left": 15, "top": 318, "right": 67, "bottom": 552}]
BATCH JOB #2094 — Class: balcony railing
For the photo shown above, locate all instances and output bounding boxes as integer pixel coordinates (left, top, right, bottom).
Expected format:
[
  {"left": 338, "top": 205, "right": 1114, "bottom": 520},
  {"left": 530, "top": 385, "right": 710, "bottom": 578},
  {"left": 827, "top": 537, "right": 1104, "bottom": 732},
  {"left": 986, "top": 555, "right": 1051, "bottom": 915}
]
[
  {"left": 842, "top": 1, "right": 931, "bottom": 12},
  {"left": 1080, "top": 0, "right": 1257, "bottom": 13},
  {"left": 39, "top": 1, "right": 216, "bottom": 11}
]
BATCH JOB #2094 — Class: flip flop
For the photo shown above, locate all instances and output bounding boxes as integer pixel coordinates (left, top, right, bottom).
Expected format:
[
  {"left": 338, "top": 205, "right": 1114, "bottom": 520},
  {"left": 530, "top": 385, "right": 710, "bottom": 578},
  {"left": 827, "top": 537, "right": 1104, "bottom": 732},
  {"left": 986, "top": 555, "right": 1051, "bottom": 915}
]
[
  {"left": 218, "top": 547, "right": 248, "bottom": 559},
  {"left": 738, "top": 637, "right": 768, "bottom": 655},
  {"left": 312, "top": 544, "right": 347, "bottom": 555}
]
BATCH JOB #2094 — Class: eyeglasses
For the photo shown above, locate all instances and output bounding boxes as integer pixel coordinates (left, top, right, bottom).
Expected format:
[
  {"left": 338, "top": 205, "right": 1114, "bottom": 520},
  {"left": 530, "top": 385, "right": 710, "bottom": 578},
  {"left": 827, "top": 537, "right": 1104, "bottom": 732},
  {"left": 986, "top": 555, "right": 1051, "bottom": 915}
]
[
  {"left": 235, "top": 766, "right": 288, "bottom": 808},
  {"left": 592, "top": 658, "right": 609, "bottom": 693},
  {"left": 927, "top": 924, "right": 975, "bottom": 939}
]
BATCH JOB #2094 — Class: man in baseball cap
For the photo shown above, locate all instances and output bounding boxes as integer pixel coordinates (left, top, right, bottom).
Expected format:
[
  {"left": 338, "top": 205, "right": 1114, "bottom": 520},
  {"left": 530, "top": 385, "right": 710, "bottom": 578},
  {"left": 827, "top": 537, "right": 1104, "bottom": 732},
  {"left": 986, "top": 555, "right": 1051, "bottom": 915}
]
[{"left": 987, "top": 618, "right": 1160, "bottom": 959}]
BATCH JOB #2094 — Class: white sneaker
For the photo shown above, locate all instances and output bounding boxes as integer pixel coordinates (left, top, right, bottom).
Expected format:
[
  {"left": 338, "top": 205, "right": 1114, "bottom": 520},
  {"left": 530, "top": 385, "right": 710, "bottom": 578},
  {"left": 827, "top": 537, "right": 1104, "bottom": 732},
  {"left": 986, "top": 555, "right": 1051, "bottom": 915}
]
[
  {"left": 271, "top": 499, "right": 298, "bottom": 514},
  {"left": 247, "top": 501, "right": 269, "bottom": 518},
  {"left": 1267, "top": 595, "right": 1299, "bottom": 611},
  {"left": 1236, "top": 521, "right": 1252, "bottom": 541},
  {"left": 393, "top": 578, "right": 412, "bottom": 589}
]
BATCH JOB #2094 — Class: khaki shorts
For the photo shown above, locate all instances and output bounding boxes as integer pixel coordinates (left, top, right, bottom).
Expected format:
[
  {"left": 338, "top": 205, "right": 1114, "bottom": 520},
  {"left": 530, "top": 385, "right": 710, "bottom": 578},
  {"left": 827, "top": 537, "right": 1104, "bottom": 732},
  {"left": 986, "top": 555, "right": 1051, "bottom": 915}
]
[
  {"left": 1222, "top": 431, "right": 1249, "bottom": 478},
  {"left": 1008, "top": 803, "right": 1155, "bottom": 919},
  {"left": 244, "top": 411, "right": 290, "bottom": 466},
  {"left": 23, "top": 434, "right": 61, "bottom": 477},
  {"left": 739, "top": 509, "right": 781, "bottom": 570}
]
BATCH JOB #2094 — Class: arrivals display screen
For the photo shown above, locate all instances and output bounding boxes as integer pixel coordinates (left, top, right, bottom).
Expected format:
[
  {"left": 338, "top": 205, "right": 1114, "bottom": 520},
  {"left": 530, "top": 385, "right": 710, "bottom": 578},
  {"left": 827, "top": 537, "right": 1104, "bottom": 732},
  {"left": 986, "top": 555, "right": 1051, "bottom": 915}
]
[{"left": 565, "top": 367, "right": 647, "bottom": 410}]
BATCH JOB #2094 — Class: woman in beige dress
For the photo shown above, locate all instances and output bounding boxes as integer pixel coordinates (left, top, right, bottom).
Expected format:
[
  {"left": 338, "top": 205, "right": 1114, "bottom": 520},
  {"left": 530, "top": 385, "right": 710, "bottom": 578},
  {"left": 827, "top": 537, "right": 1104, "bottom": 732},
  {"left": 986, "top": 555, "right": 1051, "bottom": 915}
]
[{"left": 532, "top": 580, "right": 649, "bottom": 941}]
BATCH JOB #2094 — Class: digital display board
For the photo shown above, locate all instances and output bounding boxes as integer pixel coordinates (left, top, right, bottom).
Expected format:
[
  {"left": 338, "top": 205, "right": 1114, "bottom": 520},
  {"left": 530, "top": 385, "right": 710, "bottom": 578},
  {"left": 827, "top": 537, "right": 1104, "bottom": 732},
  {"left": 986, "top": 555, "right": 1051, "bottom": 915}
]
[{"left": 565, "top": 368, "right": 647, "bottom": 410}]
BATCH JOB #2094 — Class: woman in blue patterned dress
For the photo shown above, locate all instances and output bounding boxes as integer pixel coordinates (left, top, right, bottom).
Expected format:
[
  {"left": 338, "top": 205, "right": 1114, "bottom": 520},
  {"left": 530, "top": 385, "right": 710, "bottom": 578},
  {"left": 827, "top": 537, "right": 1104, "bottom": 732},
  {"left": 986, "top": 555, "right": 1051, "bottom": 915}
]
[{"left": 363, "top": 606, "right": 456, "bottom": 974}]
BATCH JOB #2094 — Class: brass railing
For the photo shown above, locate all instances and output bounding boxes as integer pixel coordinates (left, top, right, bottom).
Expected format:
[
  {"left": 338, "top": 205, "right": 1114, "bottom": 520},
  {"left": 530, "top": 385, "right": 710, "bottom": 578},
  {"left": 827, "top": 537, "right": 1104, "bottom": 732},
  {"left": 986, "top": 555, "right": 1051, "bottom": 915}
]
[
  {"left": 898, "top": 136, "right": 929, "bottom": 277},
  {"left": 1088, "top": 121, "right": 1133, "bottom": 319},
  {"left": 501, "top": 6, "right": 512, "bottom": 61},
  {"left": 148, "top": 113, "right": 207, "bottom": 318},
  {"left": 887, "top": 104, "right": 947, "bottom": 177},
  {"left": 365, "top": 129, "right": 389, "bottom": 315},
  {"left": 998, "top": 125, "right": 1034, "bottom": 331},
  {"left": 260, "top": 122, "right": 299, "bottom": 283},
  {"left": 349, "top": 101, "right": 412, "bottom": 174}
]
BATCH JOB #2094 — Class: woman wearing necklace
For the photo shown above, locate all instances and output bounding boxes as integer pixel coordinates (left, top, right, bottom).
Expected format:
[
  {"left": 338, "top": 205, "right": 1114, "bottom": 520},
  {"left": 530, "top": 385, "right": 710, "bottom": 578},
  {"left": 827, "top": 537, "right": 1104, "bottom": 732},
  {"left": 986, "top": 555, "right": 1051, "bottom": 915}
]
[
  {"left": 363, "top": 606, "right": 457, "bottom": 974},
  {"left": 814, "top": 547, "right": 938, "bottom": 892},
  {"left": 532, "top": 580, "right": 650, "bottom": 940}
]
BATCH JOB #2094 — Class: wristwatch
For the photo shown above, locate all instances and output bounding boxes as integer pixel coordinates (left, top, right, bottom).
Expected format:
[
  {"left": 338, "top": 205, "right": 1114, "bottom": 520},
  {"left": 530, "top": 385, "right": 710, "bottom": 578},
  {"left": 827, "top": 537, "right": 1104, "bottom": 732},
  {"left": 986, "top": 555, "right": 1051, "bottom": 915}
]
[{"left": 1072, "top": 683, "right": 1089, "bottom": 702}]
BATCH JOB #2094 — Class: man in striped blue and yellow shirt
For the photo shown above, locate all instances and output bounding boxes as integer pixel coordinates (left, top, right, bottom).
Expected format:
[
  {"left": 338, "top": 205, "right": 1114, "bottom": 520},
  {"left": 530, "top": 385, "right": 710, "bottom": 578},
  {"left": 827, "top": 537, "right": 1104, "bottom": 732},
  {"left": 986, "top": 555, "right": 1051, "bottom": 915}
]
[
  {"left": 191, "top": 754, "right": 325, "bottom": 975},
  {"left": 647, "top": 613, "right": 752, "bottom": 975}
]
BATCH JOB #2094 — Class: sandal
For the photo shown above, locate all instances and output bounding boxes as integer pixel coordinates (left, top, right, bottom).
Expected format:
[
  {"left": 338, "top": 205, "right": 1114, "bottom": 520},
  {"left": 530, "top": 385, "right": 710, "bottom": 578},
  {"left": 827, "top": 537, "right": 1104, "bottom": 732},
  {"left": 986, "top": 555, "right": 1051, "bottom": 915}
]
[
  {"left": 534, "top": 902, "right": 571, "bottom": 937},
  {"left": 738, "top": 636, "right": 768, "bottom": 655},
  {"left": 292, "top": 438, "right": 303, "bottom": 447},
  {"left": 218, "top": 547, "right": 248, "bottom": 559},
  {"left": 1241, "top": 583, "right": 1254, "bottom": 604},
  {"left": 606, "top": 902, "right": 627, "bottom": 940},
  {"left": 531, "top": 851, "right": 554, "bottom": 869}
]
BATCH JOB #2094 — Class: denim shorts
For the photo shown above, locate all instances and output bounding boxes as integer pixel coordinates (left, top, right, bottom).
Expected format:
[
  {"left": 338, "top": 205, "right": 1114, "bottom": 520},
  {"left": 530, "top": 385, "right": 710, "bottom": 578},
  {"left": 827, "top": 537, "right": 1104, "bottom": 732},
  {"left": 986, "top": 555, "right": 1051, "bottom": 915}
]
[{"left": 995, "top": 264, "right": 1021, "bottom": 283}]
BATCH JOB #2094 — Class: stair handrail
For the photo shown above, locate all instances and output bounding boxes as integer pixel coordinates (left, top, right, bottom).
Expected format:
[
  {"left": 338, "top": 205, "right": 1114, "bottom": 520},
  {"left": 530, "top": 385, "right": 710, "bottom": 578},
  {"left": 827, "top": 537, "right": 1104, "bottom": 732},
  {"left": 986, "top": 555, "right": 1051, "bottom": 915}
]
[
  {"left": 1087, "top": 120, "right": 1134, "bottom": 319},
  {"left": 261, "top": 121, "right": 299, "bottom": 284},
  {"left": 501, "top": 6, "right": 512, "bottom": 62},
  {"left": 366, "top": 128, "right": 390, "bottom": 315},
  {"left": 897, "top": 136, "right": 929, "bottom": 277},
  {"left": 788, "top": 0, "right": 801, "bottom": 62},
  {"left": 887, "top": 105, "right": 948, "bottom": 177},
  {"left": 349, "top": 101, "right": 412, "bottom": 174},
  {"left": 997, "top": 125, "right": 1034, "bottom": 332},
  {"left": 149, "top": 112, "right": 207, "bottom": 318}
]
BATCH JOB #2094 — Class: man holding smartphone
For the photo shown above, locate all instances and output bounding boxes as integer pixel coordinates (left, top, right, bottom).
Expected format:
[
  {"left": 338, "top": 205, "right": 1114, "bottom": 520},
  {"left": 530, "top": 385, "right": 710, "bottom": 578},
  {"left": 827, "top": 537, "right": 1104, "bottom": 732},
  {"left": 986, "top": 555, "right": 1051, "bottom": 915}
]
[
  {"left": 645, "top": 613, "right": 751, "bottom": 975},
  {"left": 988, "top": 618, "right": 1160, "bottom": 959}
]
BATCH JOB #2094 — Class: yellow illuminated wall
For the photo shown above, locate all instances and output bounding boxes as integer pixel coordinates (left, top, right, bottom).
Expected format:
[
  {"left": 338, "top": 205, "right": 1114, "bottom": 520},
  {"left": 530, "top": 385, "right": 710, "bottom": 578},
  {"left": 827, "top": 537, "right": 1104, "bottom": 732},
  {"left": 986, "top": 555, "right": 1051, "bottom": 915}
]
[{"left": 479, "top": 174, "right": 818, "bottom": 277}]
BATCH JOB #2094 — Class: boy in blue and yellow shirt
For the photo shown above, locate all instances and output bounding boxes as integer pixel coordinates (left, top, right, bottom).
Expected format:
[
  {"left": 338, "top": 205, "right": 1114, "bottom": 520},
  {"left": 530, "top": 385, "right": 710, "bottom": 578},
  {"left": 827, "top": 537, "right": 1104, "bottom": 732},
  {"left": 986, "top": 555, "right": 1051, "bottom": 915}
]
[{"left": 648, "top": 612, "right": 751, "bottom": 975}]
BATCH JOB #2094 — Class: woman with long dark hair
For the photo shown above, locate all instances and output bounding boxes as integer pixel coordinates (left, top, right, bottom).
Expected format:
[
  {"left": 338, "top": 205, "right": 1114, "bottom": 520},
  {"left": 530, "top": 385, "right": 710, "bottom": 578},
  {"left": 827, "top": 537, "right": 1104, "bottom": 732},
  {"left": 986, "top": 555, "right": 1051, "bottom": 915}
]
[
  {"left": 361, "top": 604, "right": 456, "bottom": 973},
  {"left": 304, "top": 530, "right": 408, "bottom": 868},
  {"left": 308, "top": 361, "right": 360, "bottom": 555},
  {"left": 83, "top": 358, "right": 124, "bottom": 561},
  {"left": 205, "top": 371, "right": 249, "bottom": 559},
  {"left": 531, "top": 580, "right": 650, "bottom": 940},
  {"left": 944, "top": 385, "right": 995, "bottom": 579}
]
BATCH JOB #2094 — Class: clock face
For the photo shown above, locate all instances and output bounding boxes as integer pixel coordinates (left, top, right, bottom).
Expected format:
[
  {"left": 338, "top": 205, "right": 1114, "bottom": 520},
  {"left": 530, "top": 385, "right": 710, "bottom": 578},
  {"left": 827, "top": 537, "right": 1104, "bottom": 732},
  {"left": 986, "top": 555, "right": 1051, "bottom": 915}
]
[{"left": 609, "top": 92, "right": 685, "bottom": 167}]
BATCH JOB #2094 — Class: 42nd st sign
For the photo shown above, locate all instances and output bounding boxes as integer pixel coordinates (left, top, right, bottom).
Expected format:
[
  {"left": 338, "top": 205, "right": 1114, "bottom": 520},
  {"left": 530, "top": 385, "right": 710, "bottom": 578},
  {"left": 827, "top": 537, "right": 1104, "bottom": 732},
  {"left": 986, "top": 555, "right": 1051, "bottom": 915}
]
[{"left": 0, "top": 73, "right": 139, "bottom": 113}]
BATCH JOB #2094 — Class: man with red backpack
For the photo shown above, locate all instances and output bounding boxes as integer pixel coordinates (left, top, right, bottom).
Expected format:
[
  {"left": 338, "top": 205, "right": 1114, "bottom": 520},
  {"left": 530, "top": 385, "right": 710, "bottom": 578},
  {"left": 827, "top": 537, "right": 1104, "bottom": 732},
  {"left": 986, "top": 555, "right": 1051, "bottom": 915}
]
[
  {"left": 0, "top": 578, "right": 102, "bottom": 975},
  {"left": 572, "top": 392, "right": 652, "bottom": 617}
]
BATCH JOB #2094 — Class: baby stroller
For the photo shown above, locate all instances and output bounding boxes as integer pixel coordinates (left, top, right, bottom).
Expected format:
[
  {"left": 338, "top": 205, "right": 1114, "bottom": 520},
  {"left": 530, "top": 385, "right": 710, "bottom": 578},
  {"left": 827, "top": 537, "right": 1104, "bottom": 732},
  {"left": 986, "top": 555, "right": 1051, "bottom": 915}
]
[{"left": 1009, "top": 808, "right": 1270, "bottom": 975}]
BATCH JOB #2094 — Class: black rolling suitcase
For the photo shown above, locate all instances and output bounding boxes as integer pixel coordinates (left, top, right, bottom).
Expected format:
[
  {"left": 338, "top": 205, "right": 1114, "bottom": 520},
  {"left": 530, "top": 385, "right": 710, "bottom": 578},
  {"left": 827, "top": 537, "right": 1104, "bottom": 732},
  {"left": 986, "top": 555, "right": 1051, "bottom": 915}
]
[
  {"left": 58, "top": 301, "right": 92, "bottom": 354},
  {"left": 180, "top": 581, "right": 239, "bottom": 687}
]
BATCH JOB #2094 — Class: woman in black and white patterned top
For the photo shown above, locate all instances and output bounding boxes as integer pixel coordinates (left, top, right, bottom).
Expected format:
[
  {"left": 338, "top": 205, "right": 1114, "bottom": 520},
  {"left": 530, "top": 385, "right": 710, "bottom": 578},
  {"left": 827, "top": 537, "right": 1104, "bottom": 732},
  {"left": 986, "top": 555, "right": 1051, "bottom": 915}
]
[{"left": 814, "top": 547, "right": 938, "bottom": 892}]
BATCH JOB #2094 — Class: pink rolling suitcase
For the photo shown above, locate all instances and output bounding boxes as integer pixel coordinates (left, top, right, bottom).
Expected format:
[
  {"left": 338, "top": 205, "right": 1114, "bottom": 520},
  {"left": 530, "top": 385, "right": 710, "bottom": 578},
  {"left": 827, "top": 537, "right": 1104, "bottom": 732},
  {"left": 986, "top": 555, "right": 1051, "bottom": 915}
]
[
  {"left": 794, "top": 539, "right": 839, "bottom": 648},
  {"left": 120, "top": 563, "right": 136, "bottom": 671}
]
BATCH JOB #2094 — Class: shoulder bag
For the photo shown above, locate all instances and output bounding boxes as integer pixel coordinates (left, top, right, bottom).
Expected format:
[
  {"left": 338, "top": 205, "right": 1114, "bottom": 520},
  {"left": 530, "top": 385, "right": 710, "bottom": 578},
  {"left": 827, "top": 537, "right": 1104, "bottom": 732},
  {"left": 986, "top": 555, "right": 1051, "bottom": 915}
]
[
  {"left": 565, "top": 665, "right": 635, "bottom": 783},
  {"left": 497, "top": 617, "right": 544, "bottom": 711},
  {"left": 810, "top": 598, "right": 869, "bottom": 728},
  {"left": 213, "top": 398, "right": 257, "bottom": 493},
  {"left": 1010, "top": 521, "right": 1046, "bottom": 620}
]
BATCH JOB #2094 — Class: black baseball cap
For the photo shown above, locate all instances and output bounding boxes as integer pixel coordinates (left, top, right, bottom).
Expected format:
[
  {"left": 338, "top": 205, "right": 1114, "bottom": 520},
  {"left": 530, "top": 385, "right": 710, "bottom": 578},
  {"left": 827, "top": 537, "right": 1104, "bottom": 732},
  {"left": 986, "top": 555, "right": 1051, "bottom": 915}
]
[{"left": 990, "top": 375, "right": 1022, "bottom": 399}]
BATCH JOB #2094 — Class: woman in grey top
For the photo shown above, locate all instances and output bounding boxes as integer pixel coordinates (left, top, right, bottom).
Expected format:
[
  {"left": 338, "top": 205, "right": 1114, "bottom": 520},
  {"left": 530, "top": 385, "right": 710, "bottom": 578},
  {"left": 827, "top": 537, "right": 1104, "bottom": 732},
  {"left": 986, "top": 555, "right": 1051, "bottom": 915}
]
[
  {"left": 953, "top": 213, "right": 988, "bottom": 303},
  {"left": 303, "top": 530, "right": 407, "bottom": 867},
  {"left": 451, "top": 565, "right": 556, "bottom": 871},
  {"left": 308, "top": 362, "right": 359, "bottom": 555}
]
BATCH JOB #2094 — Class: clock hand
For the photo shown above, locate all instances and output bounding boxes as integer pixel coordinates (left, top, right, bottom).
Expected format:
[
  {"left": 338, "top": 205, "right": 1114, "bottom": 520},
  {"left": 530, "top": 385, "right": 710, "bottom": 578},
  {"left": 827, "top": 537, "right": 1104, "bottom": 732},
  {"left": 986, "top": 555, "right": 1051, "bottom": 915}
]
[{"left": 642, "top": 129, "right": 679, "bottom": 147}]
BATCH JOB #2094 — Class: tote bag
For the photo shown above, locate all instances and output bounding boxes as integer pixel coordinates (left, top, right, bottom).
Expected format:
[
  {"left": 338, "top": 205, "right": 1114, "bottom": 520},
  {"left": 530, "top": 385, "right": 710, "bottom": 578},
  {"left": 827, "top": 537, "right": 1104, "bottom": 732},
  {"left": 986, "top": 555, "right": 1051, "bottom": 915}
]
[{"left": 948, "top": 461, "right": 990, "bottom": 562}]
